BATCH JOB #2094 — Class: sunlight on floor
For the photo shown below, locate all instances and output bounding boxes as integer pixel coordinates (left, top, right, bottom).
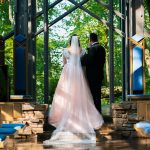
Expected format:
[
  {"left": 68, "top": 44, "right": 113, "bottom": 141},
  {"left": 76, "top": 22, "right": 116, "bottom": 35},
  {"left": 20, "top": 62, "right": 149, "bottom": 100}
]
[{"left": 3, "top": 135, "right": 150, "bottom": 150}]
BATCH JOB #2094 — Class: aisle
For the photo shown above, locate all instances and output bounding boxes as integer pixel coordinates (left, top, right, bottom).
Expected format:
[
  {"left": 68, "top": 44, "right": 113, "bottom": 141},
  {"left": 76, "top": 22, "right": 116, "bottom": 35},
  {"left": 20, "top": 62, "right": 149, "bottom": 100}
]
[{"left": 4, "top": 135, "right": 150, "bottom": 150}]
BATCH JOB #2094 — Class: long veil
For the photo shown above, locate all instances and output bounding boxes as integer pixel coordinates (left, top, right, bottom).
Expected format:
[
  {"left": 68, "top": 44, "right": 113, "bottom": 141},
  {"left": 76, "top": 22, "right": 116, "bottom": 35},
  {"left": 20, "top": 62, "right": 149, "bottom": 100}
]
[{"left": 69, "top": 36, "right": 81, "bottom": 66}]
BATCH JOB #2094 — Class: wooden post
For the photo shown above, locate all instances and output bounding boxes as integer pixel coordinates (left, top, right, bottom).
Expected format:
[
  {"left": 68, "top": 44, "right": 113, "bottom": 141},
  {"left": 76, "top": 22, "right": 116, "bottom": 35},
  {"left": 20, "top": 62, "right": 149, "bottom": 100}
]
[
  {"left": 142, "top": 39, "right": 145, "bottom": 93},
  {"left": 129, "top": 35, "right": 145, "bottom": 94},
  {"left": 129, "top": 39, "right": 133, "bottom": 95},
  {"left": 127, "top": 0, "right": 144, "bottom": 95},
  {"left": 14, "top": 0, "right": 36, "bottom": 101},
  {"left": 0, "top": 36, "right": 4, "bottom": 66}
]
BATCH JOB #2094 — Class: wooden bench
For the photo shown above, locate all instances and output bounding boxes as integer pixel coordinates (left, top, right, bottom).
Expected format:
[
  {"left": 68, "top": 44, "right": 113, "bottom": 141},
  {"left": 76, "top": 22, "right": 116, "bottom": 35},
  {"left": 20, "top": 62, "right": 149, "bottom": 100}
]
[
  {"left": 127, "top": 94, "right": 150, "bottom": 100},
  {"left": 134, "top": 121, "right": 150, "bottom": 138},
  {"left": 127, "top": 94, "right": 150, "bottom": 121},
  {"left": 0, "top": 123, "right": 26, "bottom": 138}
]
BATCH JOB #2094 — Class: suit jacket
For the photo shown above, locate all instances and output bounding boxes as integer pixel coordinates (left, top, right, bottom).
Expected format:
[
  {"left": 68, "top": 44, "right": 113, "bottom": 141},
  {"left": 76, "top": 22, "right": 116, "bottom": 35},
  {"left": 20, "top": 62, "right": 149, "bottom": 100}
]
[{"left": 81, "top": 42, "right": 105, "bottom": 87}]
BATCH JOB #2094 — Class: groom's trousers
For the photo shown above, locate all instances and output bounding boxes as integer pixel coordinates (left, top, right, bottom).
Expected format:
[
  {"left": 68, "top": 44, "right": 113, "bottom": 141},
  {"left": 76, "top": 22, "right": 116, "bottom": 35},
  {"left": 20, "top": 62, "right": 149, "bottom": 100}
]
[{"left": 89, "top": 83, "right": 102, "bottom": 114}]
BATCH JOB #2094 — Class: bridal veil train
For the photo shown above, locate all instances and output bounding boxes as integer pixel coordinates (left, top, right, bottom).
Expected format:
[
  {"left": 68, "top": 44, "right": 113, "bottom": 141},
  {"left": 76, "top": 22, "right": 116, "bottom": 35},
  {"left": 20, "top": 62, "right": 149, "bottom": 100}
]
[{"left": 43, "top": 36, "right": 104, "bottom": 146}]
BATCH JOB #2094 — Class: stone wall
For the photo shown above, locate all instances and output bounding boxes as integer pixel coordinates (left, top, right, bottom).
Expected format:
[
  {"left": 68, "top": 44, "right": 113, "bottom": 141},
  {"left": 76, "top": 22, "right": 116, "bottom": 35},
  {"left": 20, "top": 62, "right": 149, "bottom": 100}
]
[
  {"left": 0, "top": 103, "right": 48, "bottom": 135},
  {"left": 112, "top": 101, "right": 141, "bottom": 137}
]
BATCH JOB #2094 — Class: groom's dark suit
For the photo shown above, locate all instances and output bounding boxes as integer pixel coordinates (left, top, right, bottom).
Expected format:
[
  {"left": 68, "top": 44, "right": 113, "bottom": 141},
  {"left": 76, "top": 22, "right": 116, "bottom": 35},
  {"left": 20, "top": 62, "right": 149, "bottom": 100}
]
[{"left": 81, "top": 42, "right": 105, "bottom": 113}]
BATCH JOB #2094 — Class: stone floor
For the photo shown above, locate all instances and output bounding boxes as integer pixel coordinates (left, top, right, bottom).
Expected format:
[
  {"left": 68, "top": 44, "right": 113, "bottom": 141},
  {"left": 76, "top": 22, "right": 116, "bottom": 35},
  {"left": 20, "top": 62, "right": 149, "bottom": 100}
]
[
  {"left": 3, "top": 113, "right": 150, "bottom": 150},
  {"left": 4, "top": 135, "right": 150, "bottom": 150}
]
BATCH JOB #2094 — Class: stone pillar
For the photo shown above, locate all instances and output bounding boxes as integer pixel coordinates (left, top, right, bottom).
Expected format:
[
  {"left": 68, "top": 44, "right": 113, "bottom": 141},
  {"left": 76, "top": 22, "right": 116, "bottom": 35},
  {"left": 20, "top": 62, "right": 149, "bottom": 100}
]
[{"left": 112, "top": 102, "right": 140, "bottom": 138}]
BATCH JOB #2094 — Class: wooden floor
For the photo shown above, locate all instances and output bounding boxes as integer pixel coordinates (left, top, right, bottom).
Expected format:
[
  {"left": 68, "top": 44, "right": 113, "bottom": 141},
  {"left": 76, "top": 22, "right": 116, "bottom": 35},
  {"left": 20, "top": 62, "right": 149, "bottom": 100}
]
[
  {"left": 3, "top": 135, "right": 150, "bottom": 150},
  {"left": 3, "top": 115, "right": 150, "bottom": 150},
  {"left": 3, "top": 115, "right": 149, "bottom": 150}
]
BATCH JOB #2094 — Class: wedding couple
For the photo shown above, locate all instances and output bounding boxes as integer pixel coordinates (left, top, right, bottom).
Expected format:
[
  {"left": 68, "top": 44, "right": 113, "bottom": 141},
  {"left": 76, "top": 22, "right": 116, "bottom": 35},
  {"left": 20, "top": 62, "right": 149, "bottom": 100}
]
[{"left": 43, "top": 33, "right": 106, "bottom": 145}]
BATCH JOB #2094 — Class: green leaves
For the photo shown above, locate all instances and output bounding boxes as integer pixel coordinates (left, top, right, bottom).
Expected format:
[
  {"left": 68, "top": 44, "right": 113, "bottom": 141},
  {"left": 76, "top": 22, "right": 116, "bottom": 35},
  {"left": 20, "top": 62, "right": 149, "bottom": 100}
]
[{"left": 1, "top": 0, "right": 150, "bottom": 103}]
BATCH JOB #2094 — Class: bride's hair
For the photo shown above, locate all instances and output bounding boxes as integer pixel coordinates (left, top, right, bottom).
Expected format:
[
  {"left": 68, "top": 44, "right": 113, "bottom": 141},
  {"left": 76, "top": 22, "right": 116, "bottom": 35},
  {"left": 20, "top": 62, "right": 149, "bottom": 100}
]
[{"left": 69, "top": 34, "right": 80, "bottom": 47}]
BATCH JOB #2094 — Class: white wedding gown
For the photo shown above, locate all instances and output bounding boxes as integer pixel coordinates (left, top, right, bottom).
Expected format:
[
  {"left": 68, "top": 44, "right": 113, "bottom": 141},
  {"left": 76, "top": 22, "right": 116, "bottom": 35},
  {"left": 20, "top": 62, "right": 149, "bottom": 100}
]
[{"left": 43, "top": 37, "right": 104, "bottom": 146}]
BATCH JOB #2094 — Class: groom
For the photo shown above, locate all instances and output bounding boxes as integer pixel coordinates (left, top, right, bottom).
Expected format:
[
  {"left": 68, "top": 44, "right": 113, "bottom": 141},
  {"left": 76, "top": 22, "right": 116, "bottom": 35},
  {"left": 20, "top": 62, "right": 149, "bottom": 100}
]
[{"left": 81, "top": 33, "right": 105, "bottom": 114}]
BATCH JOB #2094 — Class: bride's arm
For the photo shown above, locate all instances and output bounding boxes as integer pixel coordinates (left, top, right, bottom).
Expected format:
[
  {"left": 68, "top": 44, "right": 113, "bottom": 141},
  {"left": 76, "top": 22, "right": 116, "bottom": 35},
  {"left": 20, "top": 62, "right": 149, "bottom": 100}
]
[
  {"left": 80, "top": 48, "right": 86, "bottom": 56},
  {"left": 63, "top": 55, "right": 67, "bottom": 65},
  {"left": 81, "top": 47, "right": 95, "bottom": 66},
  {"left": 63, "top": 49, "right": 67, "bottom": 65}
]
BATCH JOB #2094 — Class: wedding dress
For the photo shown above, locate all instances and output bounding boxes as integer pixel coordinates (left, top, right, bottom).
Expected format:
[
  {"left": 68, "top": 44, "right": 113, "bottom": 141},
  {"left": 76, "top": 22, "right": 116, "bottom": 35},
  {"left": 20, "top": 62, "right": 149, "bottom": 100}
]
[{"left": 43, "top": 36, "right": 104, "bottom": 146}]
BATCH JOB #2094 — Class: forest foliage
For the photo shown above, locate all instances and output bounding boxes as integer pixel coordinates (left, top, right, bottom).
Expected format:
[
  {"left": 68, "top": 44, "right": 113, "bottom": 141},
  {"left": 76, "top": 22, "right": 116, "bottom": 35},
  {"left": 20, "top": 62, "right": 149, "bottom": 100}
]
[{"left": 0, "top": 0, "right": 150, "bottom": 104}]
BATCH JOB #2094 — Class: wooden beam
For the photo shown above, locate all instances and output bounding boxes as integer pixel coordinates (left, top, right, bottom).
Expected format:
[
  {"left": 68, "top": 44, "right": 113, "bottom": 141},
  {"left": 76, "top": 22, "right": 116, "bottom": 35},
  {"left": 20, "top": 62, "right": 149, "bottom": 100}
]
[
  {"left": 109, "top": 0, "right": 114, "bottom": 106},
  {"left": 43, "top": 0, "right": 49, "bottom": 104},
  {"left": 36, "top": 0, "right": 63, "bottom": 18},
  {"left": 114, "top": 28, "right": 125, "bottom": 37},
  {"left": 35, "top": 0, "right": 89, "bottom": 36},
  {"left": 114, "top": 10, "right": 125, "bottom": 20},
  {"left": 3, "top": 31, "right": 14, "bottom": 41},
  {"left": 68, "top": 0, "right": 109, "bottom": 26},
  {"left": 95, "top": 0, "right": 109, "bottom": 10}
]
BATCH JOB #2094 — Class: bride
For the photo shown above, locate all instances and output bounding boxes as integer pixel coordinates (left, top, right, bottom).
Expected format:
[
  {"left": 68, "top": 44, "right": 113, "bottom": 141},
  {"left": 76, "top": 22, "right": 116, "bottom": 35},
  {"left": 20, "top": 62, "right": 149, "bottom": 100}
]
[{"left": 43, "top": 35, "right": 104, "bottom": 145}]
